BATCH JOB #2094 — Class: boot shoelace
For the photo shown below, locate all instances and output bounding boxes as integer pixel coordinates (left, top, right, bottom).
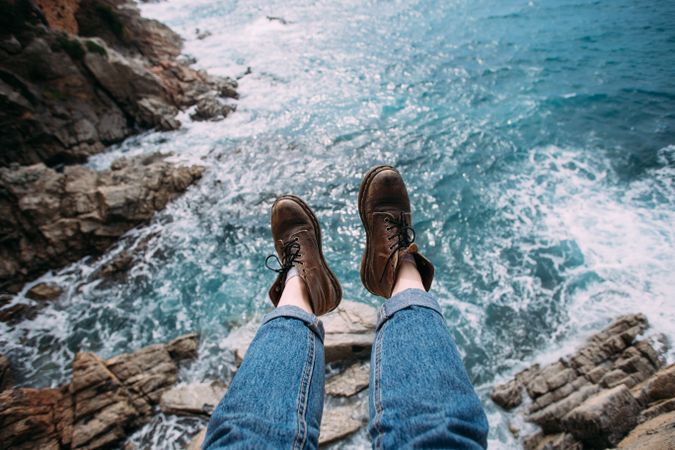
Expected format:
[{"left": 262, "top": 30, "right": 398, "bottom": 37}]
[
  {"left": 265, "top": 237, "right": 302, "bottom": 278},
  {"left": 379, "top": 211, "right": 416, "bottom": 282}
]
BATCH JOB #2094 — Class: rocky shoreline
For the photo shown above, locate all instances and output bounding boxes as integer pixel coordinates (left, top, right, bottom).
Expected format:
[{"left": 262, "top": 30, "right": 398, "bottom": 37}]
[
  {"left": 1, "top": 0, "right": 237, "bottom": 301},
  {"left": 0, "top": 301, "right": 378, "bottom": 449},
  {"left": 491, "top": 314, "right": 674, "bottom": 449}
]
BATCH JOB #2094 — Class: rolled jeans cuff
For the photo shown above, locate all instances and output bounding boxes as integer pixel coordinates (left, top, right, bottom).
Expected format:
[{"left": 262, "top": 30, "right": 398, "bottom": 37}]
[
  {"left": 376, "top": 288, "right": 443, "bottom": 331},
  {"left": 261, "top": 305, "right": 325, "bottom": 342}
]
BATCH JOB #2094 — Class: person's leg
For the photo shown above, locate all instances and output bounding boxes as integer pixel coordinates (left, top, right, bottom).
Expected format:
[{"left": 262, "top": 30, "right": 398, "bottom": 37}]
[
  {"left": 204, "top": 196, "right": 342, "bottom": 449},
  {"left": 358, "top": 166, "right": 487, "bottom": 449},
  {"left": 203, "top": 304, "right": 325, "bottom": 449},
  {"left": 368, "top": 262, "right": 488, "bottom": 449}
]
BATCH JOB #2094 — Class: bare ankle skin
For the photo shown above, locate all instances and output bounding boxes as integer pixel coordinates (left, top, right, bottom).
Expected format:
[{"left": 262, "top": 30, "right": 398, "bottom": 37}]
[
  {"left": 277, "top": 275, "right": 313, "bottom": 314},
  {"left": 391, "top": 260, "right": 425, "bottom": 297}
]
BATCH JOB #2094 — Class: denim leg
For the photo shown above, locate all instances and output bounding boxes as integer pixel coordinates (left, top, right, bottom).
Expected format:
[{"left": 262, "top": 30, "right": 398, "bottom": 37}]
[
  {"left": 204, "top": 305, "right": 325, "bottom": 450},
  {"left": 368, "top": 289, "right": 488, "bottom": 449}
]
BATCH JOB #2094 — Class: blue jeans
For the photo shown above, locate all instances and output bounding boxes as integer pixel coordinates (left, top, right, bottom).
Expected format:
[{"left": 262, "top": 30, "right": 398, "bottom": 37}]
[{"left": 204, "top": 289, "right": 488, "bottom": 449}]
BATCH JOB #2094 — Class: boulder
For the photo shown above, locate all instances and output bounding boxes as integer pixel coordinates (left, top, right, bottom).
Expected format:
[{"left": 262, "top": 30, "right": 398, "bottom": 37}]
[
  {"left": 167, "top": 333, "right": 200, "bottom": 361},
  {"left": 325, "top": 361, "right": 370, "bottom": 397},
  {"left": 190, "top": 95, "right": 235, "bottom": 121},
  {"left": 491, "top": 379, "right": 522, "bottom": 410},
  {"left": 159, "top": 381, "right": 227, "bottom": 416},
  {"left": 527, "top": 384, "right": 601, "bottom": 433},
  {"left": 319, "top": 402, "right": 367, "bottom": 445},
  {"left": 638, "top": 398, "right": 675, "bottom": 423},
  {"left": 563, "top": 385, "right": 641, "bottom": 447},
  {"left": 618, "top": 410, "right": 675, "bottom": 450},
  {"left": 323, "top": 301, "right": 377, "bottom": 362},
  {"left": 0, "top": 154, "right": 204, "bottom": 295},
  {"left": 26, "top": 282, "right": 63, "bottom": 301},
  {"left": 0, "top": 354, "right": 14, "bottom": 391}
]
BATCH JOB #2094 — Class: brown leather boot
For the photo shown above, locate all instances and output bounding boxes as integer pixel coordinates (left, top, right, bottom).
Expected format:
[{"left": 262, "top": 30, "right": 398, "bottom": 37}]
[
  {"left": 358, "top": 165, "right": 434, "bottom": 298},
  {"left": 266, "top": 195, "right": 342, "bottom": 316}
]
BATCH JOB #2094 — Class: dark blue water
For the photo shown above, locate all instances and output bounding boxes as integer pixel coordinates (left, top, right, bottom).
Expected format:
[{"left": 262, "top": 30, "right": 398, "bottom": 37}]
[{"left": 2, "top": 0, "right": 674, "bottom": 447}]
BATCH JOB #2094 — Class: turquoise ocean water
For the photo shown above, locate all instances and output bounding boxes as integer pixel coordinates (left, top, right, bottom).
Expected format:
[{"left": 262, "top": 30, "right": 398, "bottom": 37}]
[{"left": 2, "top": 0, "right": 674, "bottom": 447}]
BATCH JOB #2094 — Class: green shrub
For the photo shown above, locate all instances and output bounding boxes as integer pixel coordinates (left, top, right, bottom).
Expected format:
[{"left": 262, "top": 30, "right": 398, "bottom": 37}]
[{"left": 86, "top": 40, "right": 107, "bottom": 56}]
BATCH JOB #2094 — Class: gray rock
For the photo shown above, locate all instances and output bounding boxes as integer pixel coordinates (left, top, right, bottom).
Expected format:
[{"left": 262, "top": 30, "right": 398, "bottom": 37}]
[
  {"left": 638, "top": 398, "right": 675, "bottom": 424},
  {"left": 326, "top": 361, "right": 370, "bottom": 397},
  {"left": 532, "top": 432, "right": 582, "bottom": 450},
  {"left": 563, "top": 385, "right": 641, "bottom": 447},
  {"left": 159, "top": 381, "right": 227, "bottom": 415},
  {"left": 190, "top": 95, "right": 235, "bottom": 121}
]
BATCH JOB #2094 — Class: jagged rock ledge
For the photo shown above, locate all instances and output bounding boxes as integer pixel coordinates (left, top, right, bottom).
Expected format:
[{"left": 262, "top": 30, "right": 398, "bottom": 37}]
[
  {"left": 0, "top": 333, "right": 199, "bottom": 450},
  {"left": 0, "top": 153, "right": 204, "bottom": 298},
  {"left": 490, "top": 314, "right": 674, "bottom": 449},
  {"left": 1, "top": 0, "right": 237, "bottom": 167}
]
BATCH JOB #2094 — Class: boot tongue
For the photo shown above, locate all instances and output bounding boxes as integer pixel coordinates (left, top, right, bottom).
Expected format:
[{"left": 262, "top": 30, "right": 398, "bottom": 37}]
[{"left": 405, "top": 243, "right": 418, "bottom": 254}]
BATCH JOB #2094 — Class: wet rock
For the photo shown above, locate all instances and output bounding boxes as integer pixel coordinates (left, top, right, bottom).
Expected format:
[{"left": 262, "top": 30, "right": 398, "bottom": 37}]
[
  {"left": 167, "top": 333, "right": 200, "bottom": 361},
  {"left": 326, "top": 361, "right": 370, "bottom": 397},
  {"left": 159, "top": 381, "right": 227, "bottom": 416},
  {"left": 26, "top": 282, "right": 63, "bottom": 301},
  {"left": 319, "top": 401, "right": 367, "bottom": 445},
  {"left": 0, "top": 154, "right": 204, "bottom": 294},
  {"left": 618, "top": 410, "right": 675, "bottom": 449},
  {"left": 323, "top": 300, "right": 377, "bottom": 363},
  {"left": 190, "top": 95, "right": 235, "bottom": 121},
  {"left": 563, "top": 385, "right": 641, "bottom": 447},
  {"left": 0, "top": 354, "right": 14, "bottom": 391},
  {"left": 492, "top": 379, "right": 522, "bottom": 410}
]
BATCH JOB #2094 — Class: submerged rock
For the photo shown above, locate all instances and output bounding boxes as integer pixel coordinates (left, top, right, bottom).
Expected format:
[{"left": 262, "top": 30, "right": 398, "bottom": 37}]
[
  {"left": 0, "top": 154, "right": 204, "bottom": 296},
  {"left": 26, "top": 282, "right": 63, "bottom": 301}
]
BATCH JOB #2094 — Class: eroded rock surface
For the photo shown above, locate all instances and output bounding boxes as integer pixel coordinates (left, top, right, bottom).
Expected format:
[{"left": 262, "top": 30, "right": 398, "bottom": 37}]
[
  {"left": 0, "top": 0, "right": 237, "bottom": 167},
  {"left": 0, "top": 153, "right": 203, "bottom": 294},
  {"left": 0, "top": 333, "right": 199, "bottom": 450},
  {"left": 491, "top": 314, "right": 673, "bottom": 449}
]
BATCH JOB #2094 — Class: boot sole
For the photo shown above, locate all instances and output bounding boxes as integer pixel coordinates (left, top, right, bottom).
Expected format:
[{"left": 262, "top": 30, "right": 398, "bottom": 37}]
[
  {"left": 357, "top": 165, "right": 397, "bottom": 296},
  {"left": 274, "top": 194, "right": 342, "bottom": 314}
]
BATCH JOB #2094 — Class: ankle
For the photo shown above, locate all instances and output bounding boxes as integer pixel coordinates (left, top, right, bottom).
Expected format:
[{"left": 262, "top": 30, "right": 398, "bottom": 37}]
[
  {"left": 391, "top": 259, "right": 424, "bottom": 297},
  {"left": 278, "top": 275, "right": 313, "bottom": 314}
]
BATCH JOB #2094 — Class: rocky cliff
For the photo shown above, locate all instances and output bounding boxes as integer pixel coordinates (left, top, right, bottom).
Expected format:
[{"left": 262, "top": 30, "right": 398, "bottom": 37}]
[{"left": 1, "top": 0, "right": 237, "bottom": 166}]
